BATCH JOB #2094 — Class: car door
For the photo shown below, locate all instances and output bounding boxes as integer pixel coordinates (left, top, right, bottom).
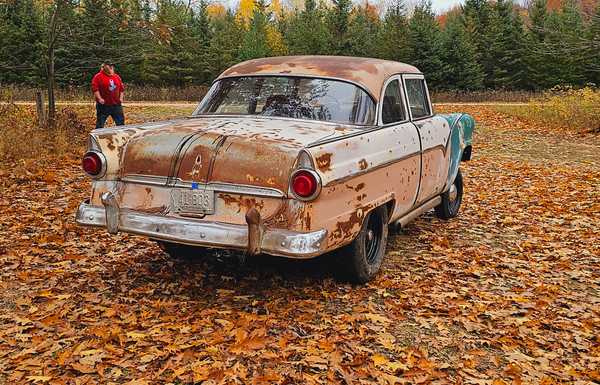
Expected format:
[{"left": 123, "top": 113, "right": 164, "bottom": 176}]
[
  {"left": 378, "top": 76, "right": 421, "bottom": 220},
  {"left": 403, "top": 74, "right": 450, "bottom": 205}
]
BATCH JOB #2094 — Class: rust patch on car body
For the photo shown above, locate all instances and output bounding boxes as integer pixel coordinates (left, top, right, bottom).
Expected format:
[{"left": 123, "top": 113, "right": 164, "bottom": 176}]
[
  {"left": 134, "top": 205, "right": 169, "bottom": 215},
  {"left": 263, "top": 201, "right": 290, "bottom": 228},
  {"left": 218, "top": 56, "right": 420, "bottom": 102},
  {"left": 219, "top": 194, "right": 266, "bottom": 213},
  {"left": 358, "top": 159, "right": 368, "bottom": 170},
  {"left": 330, "top": 205, "right": 369, "bottom": 244},
  {"left": 315, "top": 153, "right": 332, "bottom": 172}
]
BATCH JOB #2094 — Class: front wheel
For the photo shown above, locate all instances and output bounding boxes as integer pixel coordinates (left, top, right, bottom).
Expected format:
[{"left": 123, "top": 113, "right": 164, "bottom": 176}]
[
  {"left": 338, "top": 205, "right": 389, "bottom": 284},
  {"left": 435, "top": 168, "right": 463, "bottom": 219}
]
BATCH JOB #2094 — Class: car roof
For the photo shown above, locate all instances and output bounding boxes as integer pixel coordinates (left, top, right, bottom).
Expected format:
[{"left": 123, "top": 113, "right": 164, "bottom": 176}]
[{"left": 217, "top": 56, "right": 422, "bottom": 102}]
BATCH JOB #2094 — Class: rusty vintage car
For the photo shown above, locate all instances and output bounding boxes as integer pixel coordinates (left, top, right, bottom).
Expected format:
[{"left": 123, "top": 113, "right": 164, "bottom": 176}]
[{"left": 76, "top": 56, "right": 475, "bottom": 283}]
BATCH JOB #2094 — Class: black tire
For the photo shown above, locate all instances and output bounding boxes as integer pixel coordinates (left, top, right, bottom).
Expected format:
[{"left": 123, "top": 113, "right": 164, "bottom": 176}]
[
  {"left": 435, "top": 168, "right": 463, "bottom": 219},
  {"left": 338, "top": 205, "right": 389, "bottom": 284}
]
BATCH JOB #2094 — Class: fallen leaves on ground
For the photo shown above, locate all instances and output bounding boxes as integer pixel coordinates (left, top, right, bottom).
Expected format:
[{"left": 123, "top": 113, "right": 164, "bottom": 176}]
[{"left": 0, "top": 105, "right": 598, "bottom": 384}]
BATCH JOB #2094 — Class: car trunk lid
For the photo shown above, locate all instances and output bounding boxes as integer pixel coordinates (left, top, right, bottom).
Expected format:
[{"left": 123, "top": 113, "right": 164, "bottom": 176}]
[{"left": 120, "top": 116, "right": 360, "bottom": 191}]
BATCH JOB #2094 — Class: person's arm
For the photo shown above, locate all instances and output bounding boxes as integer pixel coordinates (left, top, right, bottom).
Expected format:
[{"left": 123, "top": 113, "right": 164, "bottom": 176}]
[
  {"left": 118, "top": 76, "right": 125, "bottom": 104},
  {"left": 94, "top": 90, "right": 105, "bottom": 104},
  {"left": 91, "top": 75, "right": 105, "bottom": 104}
]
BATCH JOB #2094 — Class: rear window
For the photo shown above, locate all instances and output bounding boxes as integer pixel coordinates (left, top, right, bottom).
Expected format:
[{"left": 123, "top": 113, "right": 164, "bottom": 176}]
[{"left": 196, "top": 76, "right": 376, "bottom": 125}]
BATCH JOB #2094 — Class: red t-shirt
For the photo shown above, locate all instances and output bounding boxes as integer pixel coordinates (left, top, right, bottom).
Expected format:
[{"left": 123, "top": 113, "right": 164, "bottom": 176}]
[{"left": 91, "top": 71, "right": 124, "bottom": 106}]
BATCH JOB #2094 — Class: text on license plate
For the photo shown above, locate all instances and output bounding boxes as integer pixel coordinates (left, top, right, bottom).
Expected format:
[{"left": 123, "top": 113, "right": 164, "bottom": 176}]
[{"left": 171, "top": 189, "right": 214, "bottom": 214}]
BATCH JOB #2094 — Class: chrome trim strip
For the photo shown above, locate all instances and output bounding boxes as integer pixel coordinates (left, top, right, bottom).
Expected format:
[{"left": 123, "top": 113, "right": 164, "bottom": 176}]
[
  {"left": 394, "top": 196, "right": 442, "bottom": 228},
  {"left": 323, "top": 150, "right": 420, "bottom": 187},
  {"left": 75, "top": 200, "right": 327, "bottom": 258},
  {"left": 120, "top": 174, "right": 285, "bottom": 198},
  {"left": 121, "top": 174, "right": 168, "bottom": 186},
  {"left": 307, "top": 124, "right": 380, "bottom": 147},
  {"left": 188, "top": 113, "right": 370, "bottom": 129}
]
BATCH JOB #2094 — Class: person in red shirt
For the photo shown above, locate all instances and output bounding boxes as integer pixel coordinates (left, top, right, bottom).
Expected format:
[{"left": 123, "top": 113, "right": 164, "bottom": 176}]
[{"left": 91, "top": 61, "right": 125, "bottom": 128}]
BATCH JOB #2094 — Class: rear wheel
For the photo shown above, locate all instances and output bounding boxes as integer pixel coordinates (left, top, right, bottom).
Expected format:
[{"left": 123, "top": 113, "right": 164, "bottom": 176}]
[
  {"left": 435, "top": 168, "right": 463, "bottom": 219},
  {"left": 338, "top": 206, "right": 389, "bottom": 284}
]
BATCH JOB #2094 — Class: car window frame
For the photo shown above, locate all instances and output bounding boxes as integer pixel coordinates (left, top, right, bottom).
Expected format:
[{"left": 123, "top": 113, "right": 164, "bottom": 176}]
[
  {"left": 377, "top": 74, "right": 410, "bottom": 127},
  {"left": 402, "top": 74, "right": 433, "bottom": 122}
]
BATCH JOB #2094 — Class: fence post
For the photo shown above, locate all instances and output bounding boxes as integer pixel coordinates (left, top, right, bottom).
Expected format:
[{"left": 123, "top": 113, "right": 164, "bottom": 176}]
[{"left": 35, "top": 91, "right": 46, "bottom": 127}]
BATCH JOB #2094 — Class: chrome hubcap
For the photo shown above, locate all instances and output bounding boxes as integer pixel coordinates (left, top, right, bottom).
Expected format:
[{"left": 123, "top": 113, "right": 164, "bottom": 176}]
[{"left": 449, "top": 184, "right": 458, "bottom": 203}]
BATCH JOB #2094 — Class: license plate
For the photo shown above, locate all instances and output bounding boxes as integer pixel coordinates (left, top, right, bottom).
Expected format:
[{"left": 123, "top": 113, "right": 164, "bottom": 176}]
[{"left": 171, "top": 189, "right": 214, "bottom": 215}]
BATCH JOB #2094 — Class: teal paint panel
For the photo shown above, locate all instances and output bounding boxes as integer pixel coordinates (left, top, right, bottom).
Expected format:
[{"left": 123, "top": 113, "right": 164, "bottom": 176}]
[{"left": 438, "top": 113, "right": 475, "bottom": 190}]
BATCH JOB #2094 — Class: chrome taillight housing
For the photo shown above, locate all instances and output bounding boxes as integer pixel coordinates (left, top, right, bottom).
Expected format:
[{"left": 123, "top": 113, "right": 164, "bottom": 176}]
[
  {"left": 290, "top": 169, "right": 321, "bottom": 201},
  {"left": 82, "top": 151, "right": 106, "bottom": 178}
]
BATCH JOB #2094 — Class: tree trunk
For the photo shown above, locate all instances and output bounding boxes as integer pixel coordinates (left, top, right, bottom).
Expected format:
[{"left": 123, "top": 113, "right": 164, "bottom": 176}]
[
  {"left": 47, "top": 50, "right": 56, "bottom": 129},
  {"left": 46, "top": 1, "right": 59, "bottom": 130},
  {"left": 35, "top": 91, "right": 46, "bottom": 127}
]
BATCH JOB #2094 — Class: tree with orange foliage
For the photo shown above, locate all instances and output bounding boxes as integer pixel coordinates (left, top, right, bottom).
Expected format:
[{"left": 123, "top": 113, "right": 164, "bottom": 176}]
[{"left": 238, "top": 0, "right": 272, "bottom": 60}]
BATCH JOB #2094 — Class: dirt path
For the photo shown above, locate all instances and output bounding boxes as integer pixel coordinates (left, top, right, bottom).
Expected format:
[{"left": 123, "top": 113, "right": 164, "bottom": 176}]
[{"left": 0, "top": 106, "right": 597, "bottom": 384}]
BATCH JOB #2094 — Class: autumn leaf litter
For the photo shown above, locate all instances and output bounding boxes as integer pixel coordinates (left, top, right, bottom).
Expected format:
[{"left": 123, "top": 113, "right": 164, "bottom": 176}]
[{"left": 0, "top": 105, "right": 598, "bottom": 384}]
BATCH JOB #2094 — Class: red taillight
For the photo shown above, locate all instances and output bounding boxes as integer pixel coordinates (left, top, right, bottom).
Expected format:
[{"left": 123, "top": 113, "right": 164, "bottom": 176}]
[
  {"left": 291, "top": 170, "right": 319, "bottom": 199},
  {"left": 82, "top": 151, "right": 103, "bottom": 176}
]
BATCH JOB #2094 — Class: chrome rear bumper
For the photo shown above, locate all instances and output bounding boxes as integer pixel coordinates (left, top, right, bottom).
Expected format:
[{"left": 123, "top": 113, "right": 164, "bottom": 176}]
[{"left": 75, "top": 195, "right": 327, "bottom": 258}]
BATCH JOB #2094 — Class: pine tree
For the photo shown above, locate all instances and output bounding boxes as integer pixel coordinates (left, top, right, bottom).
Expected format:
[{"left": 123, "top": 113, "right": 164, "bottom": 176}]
[
  {"left": 142, "top": 0, "right": 211, "bottom": 85},
  {"left": 525, "top": 0, "right": 551, "bottom": 89},
  {"left": 407, "top": 0, "right": 446, "bottom": 88},
  {"left": 328, "top": 0, "right": 352, "bottom": 55},
  {"left": 238, "top": 0, "right": 272, "bottom": 61},
  {"left": 346, "top": 3, "right": 380, "bottom": 57},
  {"left": 461, "top": 0, "right": 493, "bottom": 83},
  {"left": 0, "top": 0, "right": 596, "bottom": 90},
  {"left": 0, "top": 0, "right": 44, "bottom": 85},
  {"left": 486, "top": 0, "right": 527, "bottom": 89},
  {"left": 543, "top": 0, "right": 587, "bottom": 86},
  {"left": 377, "top": 0, "right": 410, "bottom": 61},
  {"left": 285, "top": 0, "right": 331, "bottom": 54},
  {"left": 441, "top": 14, "right": 484, "bottom": 90},
  {"left": 556, "top": 0, "right": 586, "bottom": 85},
  {"left": 585, "top": 3, "right": 600, "bottom": 85},
  {"left": 69, "top": 0, "right": 149, "bottom": 85},
  {"left": 208, "top": 10, "right": 243, "bottom": 79}
]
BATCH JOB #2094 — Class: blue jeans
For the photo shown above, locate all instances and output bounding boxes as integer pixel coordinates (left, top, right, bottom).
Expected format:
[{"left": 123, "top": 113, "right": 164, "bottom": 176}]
[{"left": 96, "top": 103, "right": 125, "bottom": 128}]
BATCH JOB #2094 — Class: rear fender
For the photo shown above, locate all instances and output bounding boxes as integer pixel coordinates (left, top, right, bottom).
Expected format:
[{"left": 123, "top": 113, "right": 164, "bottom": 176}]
[
  {"left": 88, "top": 121, "right": 183, "bottom": 180},
  {"left": 439, "top": 113, "right": 475, "bottom": 191}
]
